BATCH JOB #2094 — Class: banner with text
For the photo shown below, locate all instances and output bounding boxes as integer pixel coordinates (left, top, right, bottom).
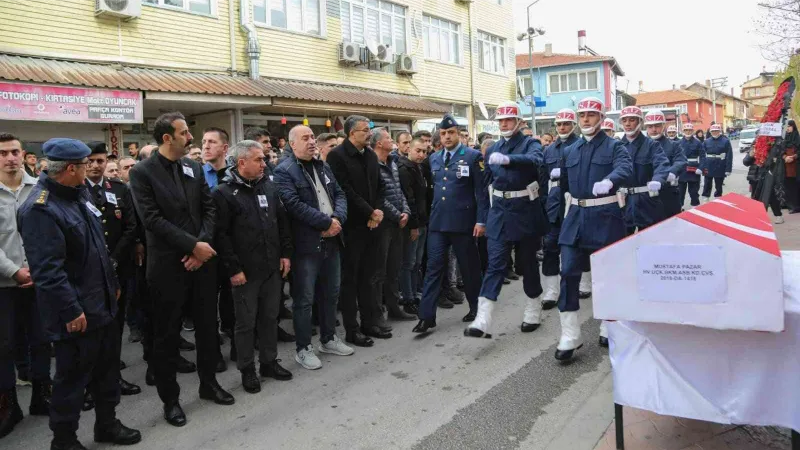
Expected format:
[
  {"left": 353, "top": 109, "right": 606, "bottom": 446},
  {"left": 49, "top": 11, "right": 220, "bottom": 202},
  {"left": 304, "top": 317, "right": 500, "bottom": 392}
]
[{"left": 0, "top": 82, "right": 143, "bottom": 124}]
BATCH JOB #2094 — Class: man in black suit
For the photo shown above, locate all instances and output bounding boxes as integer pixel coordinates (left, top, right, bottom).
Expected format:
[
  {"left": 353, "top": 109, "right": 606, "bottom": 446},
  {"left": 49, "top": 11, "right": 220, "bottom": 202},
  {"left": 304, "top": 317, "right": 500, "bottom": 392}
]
[
  {"left": 129, "top": 112, "right": 234, "bottom": 428},
  {"left": 326, "top": 115, "right": 390, "bottom": 347}
]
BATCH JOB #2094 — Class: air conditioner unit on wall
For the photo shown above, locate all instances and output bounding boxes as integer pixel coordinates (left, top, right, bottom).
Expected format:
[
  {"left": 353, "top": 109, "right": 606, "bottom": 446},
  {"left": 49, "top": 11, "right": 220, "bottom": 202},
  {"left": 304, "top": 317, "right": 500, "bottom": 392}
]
[
  {"left": 96, "top": 0, "right": 141, "bottom": 19},
  {"left": 339, "top": 42, "right": 363, "bottom": 65},
  {"left": 369, "top": 43, "right": 395, "bottom": 66},
  {"left": 396, "top": 54, "right": 418, "bottom": 75}
]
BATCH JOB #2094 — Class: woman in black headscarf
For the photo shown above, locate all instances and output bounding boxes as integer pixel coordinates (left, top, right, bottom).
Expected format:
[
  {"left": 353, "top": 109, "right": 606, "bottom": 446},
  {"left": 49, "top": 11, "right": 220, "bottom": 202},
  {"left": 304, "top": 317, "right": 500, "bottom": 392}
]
[{"left": 785, "top": 120, "right": 800, "bottom": 213}]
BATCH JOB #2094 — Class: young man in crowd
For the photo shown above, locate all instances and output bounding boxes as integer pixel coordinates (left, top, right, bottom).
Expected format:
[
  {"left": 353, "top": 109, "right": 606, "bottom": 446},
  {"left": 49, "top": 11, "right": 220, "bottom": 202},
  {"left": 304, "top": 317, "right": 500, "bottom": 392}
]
[{"left": 397, "top": 137, "right": 429, "bottom": 315}]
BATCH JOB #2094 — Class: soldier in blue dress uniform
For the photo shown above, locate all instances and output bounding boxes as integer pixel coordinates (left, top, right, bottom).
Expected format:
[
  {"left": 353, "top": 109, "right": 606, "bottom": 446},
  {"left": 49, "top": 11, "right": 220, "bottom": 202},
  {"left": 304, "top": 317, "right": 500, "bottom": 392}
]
[
  {"left": 464, "top": 101, "right": 550, "bottom": 338},
  {"left": 540, "top": 108, "right": 579, "bottom": 311},
  {"left": 644, "top": 110, "right": 687, "bottom": 218},
  {"left": 556, "top": 98, "right": 632, "bottom": 361},
  {"left": 701, "top": 123, "right": 733, "bottom": 201},
  {"left": 677, "top": 123, "right": 706, "bottom": 207},
  {"left": 412, "top": 114, "right": 489, "bottom": 334},
  {"left": 618, "top": 106, "right": 671, "bottom": 235}
]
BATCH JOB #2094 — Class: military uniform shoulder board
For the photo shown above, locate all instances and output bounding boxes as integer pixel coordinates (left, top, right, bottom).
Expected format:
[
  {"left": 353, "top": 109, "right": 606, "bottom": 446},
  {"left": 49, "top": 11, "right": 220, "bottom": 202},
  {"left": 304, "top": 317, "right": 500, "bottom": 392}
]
[{"left": 35, "top": 190, "right": 48, "bottom": 205}]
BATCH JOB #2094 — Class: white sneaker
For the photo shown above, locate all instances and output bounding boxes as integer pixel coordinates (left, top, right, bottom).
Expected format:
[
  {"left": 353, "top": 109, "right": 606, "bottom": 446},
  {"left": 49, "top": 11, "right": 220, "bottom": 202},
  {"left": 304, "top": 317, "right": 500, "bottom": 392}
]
[
  {"left": 774, "top": 216, "right": 785, "bottom": 224},
  {"left": 318, "top": 335, "right": 354, "bottom": 356},
  {"left": 295, "top": 345, "right": 322, "bottom": 370}
]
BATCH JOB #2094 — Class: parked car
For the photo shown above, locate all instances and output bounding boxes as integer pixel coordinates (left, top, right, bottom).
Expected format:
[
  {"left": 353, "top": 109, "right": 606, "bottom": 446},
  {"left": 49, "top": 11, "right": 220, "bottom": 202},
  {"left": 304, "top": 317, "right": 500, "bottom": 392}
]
[{"left": 738, "top": 127, "right": 758, "bottom": 153}]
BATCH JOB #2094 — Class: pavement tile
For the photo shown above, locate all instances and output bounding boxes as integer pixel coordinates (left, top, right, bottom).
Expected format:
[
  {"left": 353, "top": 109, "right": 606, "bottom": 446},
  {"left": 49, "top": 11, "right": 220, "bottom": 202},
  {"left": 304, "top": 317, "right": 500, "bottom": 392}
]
[{"left": 645, "top": 415, "right": 723, "bottom": 450}]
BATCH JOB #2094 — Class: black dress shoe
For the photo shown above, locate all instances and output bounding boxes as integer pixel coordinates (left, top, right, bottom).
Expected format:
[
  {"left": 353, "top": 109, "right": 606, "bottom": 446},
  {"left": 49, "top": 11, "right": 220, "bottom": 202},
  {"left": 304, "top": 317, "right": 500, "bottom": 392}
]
[
  {"left": 388, "top": 306, "right": 417, "bottom": 321},
  {"left": 241, "top": 366, "right": 261, "bottom": 394},
  {"left": 541, "top": 300, "right": 557, "bottom": 310},
  {"left": 118, "top": 378, "right": 141, "bottom": 396},
  {"left": 179, "top": 336, "right": 196, "bottom": 352},
  {"left": 0, "top": 388, "right": 23, "bottom": 438},
  {"left": 554, "top": 344, "right": 583, "bottom": 361},
  {"left": 176, "top": 355, "right": 197, "bottom": 374},
  {"left": 464, "top": 327, "right": 492, "bottom": 338},
  {"left": 145, "top": 365, "right": 156, "bottom": 386},
  {"left": 505, "top": 270, "right": 520, "bottom": 281},
  {"left": 446, "top": 287, "right": 465, "bottom": 305},
  {"left": 412, "top": 319, "right": 436, "bottom": 333},
  {"left": 50, "top": 440, "right": 88, "bottom": 450},
  {"left": 182, "top": 318, "right": 195, "bottom": 331},
  {"left": 437, "top": 295, "right": 454, "bottom": 309},
  {"left": 520, "top": 322, "right": 540, "bottom": 333},
  {"left": 503, "top": 278, "right": 511, "bottom": 285},
  {"left": 29, "top": 380, "right": 52, "bottom": 416},
  {"left": 578, "top": 291, "right": 592, "bottom": 299},
  {"left": 345, "top": 331, "right": 374, "bottom": 347},
  {"left": 119, "top": 360, "right": 126, "bottom": 370},
  {"left": 361, "top": 325, "right": 392, "bottom": 339},
  {"left": 94, "top": 419, "right": 142, "bottom": 445},
  {"left": 163, "top": 402, "right": 186, "bottom": 427},
  {"left": 198, "top": 379, "right": 235, "bottom": 405},
  {"left": 375, "top": 319, "right": 393, "bottom": 333},
  {"left": 82, "top": 391, "right": 94, "bottom": 411},
  {"left": 462, "top": 311, "right": 476, "bottom": 322},
  {"left": 277, "top": 326, "right": 295, "bottom": 342},
  {"left": 598, "top": 336, "right": 609, "bottom": 347},
  {"left": 260, "top": 359, "right": 293, "bottom": 381},
  {"left": 216, "top": 358, "right": 227, "bottom": 373},
  {"left": 403, "top": 303, "right": 419, "bottom": 315}
]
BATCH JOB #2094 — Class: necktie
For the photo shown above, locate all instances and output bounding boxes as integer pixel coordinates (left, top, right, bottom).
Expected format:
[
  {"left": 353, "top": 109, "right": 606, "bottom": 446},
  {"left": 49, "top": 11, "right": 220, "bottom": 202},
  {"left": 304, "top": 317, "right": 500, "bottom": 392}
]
[
  {"left": 172, "top": 162, "right": 187, "bottom": 201},
  {"left": 444, "top": 151, "right": 451, "bottom": 167}
]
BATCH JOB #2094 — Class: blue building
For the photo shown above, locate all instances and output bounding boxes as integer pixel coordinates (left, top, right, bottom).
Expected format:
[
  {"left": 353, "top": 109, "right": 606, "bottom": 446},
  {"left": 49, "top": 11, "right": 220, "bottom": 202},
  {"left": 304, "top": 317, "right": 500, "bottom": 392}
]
[{"left": 516, "top": 45, "right": 624, "bottom": 133}]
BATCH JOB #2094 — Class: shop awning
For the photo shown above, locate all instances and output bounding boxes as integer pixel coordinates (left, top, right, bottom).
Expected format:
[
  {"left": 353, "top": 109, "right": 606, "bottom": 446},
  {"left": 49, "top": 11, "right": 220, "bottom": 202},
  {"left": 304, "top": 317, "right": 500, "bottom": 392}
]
[{"left": 0, "top": 54, "right": 447, "bottom": 115}]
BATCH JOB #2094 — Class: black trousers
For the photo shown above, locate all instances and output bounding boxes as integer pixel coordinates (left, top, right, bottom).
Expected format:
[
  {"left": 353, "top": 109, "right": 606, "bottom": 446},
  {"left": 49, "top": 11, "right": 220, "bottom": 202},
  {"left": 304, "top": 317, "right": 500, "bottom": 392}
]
[
  {"left": 148, "top": 259, "right": 219, "bottom": 404},
  {"left": 51, "top": 323, "right": 120, "bottom": 442},
  {"left": 785, "top": 177, "right": 798, "bottom": 211},
  {"left": 218, "top": 269, "right": 234, "bottom": 334},
  {"left": 340, "top": 228, "right": 382, "bottom": 331},
  {"left": 679, "top": 181, "right": 701, "bottom": 207},
  {"left": 702, "top": 176, "right": 725, "bottom": 198}
]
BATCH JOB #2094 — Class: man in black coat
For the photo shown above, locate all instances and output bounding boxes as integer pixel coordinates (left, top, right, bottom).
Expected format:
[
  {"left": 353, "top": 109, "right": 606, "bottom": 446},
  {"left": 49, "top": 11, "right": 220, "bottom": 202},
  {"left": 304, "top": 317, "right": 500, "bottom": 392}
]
[
  {"left": 326, "top": 115, "right": 389, "bottom": 347},
  {"left": 129, "top": 112, "right": 234, "bottom": 428}
]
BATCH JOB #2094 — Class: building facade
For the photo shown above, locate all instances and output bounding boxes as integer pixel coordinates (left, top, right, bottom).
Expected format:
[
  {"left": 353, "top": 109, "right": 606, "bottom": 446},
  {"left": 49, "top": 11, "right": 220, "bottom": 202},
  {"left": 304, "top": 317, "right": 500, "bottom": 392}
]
[
  {"left": 633, "top": 89, "right": 724, "bottom": 132},
  {"left": 741, "top": 71, "right": 776, "bottom": 121},
  {"left": 0, "top": 0, "right": 517, "bottom": 154},
  {"left": 683, "top": 82, "right": 750, "bottom": 129}
]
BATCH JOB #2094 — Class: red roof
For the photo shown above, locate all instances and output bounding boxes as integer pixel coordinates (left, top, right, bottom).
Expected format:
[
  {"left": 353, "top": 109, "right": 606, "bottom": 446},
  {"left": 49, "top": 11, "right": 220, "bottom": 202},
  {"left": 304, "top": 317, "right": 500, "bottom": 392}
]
[
  {"left": 516, "top": 52, "right": 624, "bottom": 76},
  {"left": 633, "top": 90, "right": 704, "bottom": 106}
]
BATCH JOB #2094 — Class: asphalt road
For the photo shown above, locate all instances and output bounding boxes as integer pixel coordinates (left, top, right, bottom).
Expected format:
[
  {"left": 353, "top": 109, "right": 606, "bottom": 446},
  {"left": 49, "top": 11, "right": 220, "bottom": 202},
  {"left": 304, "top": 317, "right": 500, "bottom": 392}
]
[{"left": 7, "top": 139, "right": 750, "bottom": 450}]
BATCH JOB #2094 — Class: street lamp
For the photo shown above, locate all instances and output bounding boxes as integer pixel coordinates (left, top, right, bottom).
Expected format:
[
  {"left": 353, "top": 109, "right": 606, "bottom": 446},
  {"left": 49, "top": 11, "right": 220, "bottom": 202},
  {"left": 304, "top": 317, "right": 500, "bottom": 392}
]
[
  {"left": 518, "top": 0, "right": 545, "bottom": 134},
  {"left": 708, "top": 76, "right": 728, "bottom": 125}
]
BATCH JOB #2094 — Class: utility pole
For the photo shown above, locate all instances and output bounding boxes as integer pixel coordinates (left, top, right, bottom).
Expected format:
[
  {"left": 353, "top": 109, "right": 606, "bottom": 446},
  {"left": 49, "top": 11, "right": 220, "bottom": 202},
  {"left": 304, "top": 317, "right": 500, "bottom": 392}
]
[
  {"left": 521, "top": 0, "right": 543, "bottom": 134},
  {"left": 710, "top": 76, "right": 728, "bottom": 125}
]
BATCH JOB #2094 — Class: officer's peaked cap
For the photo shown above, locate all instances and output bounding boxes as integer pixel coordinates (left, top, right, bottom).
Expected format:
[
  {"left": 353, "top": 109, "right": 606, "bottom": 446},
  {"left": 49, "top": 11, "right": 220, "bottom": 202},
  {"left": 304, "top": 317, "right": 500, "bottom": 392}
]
[{"left": 42, "top": 138, "right": 92, "bottom": 161}]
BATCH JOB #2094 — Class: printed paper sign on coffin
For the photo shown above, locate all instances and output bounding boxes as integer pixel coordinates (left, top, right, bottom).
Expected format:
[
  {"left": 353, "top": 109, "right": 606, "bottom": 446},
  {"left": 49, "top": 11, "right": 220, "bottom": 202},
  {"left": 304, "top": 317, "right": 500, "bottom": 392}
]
[{"left": 592, "top": 193, "right": 783, "bottom": 332}]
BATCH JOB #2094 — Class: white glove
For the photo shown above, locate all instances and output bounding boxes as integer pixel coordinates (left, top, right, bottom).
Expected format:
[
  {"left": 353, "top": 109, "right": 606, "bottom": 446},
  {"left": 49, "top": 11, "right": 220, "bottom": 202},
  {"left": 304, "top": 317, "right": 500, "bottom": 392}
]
[
  {"left": 647, "top": 181, "right": 662, "bottom": 192},
  {"left": 592, "top": 179, "right": 613, "bottom": 196},
  {"left": 695, "top": 168, "right": 702, "bottom": 175},
  {"left": 488, "top": 152, "right": 510, "bottom": 165},
  {"left": 550, "top": 168, "right": 561, "bottom": 179},
  {"left": 667, "top": 173, "right": 677, "bottom": 183},
  {"left": 724, "top": 172, "right": 730, "bottom": 177}
]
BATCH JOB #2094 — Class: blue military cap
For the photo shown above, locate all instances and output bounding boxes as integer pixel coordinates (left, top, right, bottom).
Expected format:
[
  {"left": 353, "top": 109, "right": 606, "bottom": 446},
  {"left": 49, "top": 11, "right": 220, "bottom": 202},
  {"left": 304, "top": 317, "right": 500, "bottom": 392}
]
[
  {"left": 42, "top": 138, "right": 92, "bottom": 161},
  {"left": 439, "top": 114, "right": 458, "bottom": 130}
]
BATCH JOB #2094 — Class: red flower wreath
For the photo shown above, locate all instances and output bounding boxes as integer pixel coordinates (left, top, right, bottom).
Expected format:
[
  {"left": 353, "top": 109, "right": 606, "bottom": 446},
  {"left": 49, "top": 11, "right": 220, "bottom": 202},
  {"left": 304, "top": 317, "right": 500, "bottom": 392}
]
[{"left": 754, "top": 77, "right": 795, "bottom": 166}]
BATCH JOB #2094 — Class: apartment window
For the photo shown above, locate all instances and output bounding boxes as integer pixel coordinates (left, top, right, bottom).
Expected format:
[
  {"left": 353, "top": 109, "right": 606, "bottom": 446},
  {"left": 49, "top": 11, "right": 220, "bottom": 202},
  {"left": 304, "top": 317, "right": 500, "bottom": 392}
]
[
  {"left": 519, "top": 76, "right": 533, "bottom": 97},
  {"left": 341, "top": 0, "right": 407, "bottom": 54},
  {"left": 674, "top": 103, "right": 688, "bottom": 114},
  {"left": 478, "top": 31, "right": 506, "bottom": 75},
  {"left": 142, "top": 0, "right": 213, "bottom": 15},
  {"left": 422, "top": 15, "right": 460, "bottom": 64},
  {"left": 253, "top": 0, "right": 322, "bottom": 35},
  {"left": 548, "top": 69, "right": 598, "bottom": 94}
]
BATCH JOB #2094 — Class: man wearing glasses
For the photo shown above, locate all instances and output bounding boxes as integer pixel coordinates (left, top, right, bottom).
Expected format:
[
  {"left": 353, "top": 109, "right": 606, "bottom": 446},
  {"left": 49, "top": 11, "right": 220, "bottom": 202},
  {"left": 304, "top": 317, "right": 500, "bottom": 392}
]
[{"left": 18, "top": 139, "right": 141, "bottom": 449}]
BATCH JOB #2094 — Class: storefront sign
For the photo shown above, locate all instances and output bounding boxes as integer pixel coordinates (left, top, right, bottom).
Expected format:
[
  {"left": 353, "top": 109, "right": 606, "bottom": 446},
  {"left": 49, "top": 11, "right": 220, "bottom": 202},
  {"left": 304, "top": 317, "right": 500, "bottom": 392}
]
[
  {"left": 636, "top": 244, "right": 727, "bottom": 304},
  {"left": 0, "top": 82, "right": 143, "bottom": 124},
  {"left": 475, "top": 120, "right": 500, "bottom": 136},
  {"left": 106, "top": 125, "right": 121, "bottom": 156}
]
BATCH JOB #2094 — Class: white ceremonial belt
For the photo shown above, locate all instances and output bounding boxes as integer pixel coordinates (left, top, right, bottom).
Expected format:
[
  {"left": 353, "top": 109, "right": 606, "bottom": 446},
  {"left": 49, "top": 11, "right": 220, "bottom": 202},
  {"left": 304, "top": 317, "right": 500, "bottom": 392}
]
[
  {"left": 570, "top": 195, "right": 618, "bottom": 207},
  {"left": 549, "top": 180, "right": 559, "bottom": 189},
  {"left": 687, "top": 158, "right": 699, "bottom": 163},
  {"left": 707, "top": 154, "right": 726, "bottom": 160},
  {"left": 493, "top": 189, "right": 534, "bottom": 199}
]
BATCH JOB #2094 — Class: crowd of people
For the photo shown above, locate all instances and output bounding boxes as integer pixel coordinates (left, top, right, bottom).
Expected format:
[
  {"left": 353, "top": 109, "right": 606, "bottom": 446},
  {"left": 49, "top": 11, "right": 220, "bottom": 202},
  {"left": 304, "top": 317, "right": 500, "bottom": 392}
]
[{"left": 0, "top": 95, "right": 786, "bottom": 449}]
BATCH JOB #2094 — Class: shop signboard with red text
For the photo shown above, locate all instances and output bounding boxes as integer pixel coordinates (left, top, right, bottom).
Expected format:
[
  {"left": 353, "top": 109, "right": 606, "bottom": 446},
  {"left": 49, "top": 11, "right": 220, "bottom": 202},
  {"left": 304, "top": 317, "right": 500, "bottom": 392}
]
[{"left": 0, "top": 82, "right": 143, "bottom": 124}]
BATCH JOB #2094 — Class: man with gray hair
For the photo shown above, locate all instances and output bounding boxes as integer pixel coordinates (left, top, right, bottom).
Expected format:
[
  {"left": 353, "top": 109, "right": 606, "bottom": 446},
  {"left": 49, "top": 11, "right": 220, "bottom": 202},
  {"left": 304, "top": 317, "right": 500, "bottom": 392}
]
[{"left": 213, "top": 140, "right": 293, "bottom": 391}]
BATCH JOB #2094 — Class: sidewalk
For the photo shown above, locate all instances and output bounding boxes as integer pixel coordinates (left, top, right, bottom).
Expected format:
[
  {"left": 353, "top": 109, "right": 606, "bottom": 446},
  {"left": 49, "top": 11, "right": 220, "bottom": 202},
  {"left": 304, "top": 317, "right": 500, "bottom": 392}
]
[{"left": 592, "top": 211, "right": 799, "bottom": 450}]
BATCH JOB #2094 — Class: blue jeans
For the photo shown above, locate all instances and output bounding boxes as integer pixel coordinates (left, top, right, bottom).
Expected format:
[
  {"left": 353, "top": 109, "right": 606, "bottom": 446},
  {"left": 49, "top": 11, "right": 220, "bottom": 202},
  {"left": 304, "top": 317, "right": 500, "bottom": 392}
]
[
  {"left": 400, "top": 226, "right": 427, "bottom": 302},
  {"left": 291, "top": 239, "right": 341, "bottom": 352}
]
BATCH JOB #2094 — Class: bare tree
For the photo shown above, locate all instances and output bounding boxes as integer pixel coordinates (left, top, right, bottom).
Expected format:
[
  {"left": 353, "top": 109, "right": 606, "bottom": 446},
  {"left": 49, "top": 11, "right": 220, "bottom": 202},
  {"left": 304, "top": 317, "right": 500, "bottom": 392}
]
[{"left": 755, "top": 0, "right": 800, "bottom": 65}]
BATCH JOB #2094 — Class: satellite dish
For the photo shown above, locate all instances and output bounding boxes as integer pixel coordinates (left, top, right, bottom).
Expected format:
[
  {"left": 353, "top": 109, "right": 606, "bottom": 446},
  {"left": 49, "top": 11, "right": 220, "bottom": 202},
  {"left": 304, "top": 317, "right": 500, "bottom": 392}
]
[
  {"left": 366, "top": 40, "right": 380, "bottom": 56},
  {"left": 478, "top": 102, "right": 489, "bottom": 121}
]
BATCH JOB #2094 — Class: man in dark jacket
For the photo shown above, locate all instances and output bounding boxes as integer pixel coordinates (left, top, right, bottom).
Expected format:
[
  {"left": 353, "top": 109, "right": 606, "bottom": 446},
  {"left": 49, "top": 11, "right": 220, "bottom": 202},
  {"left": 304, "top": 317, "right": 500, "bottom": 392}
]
[
  {"left": 326, "top": 115, "right": 389, "bottom": 347},
  {"left": 19, "top": 138, "right": 140, "bottom": 449},
  {"left": 213, "top": 140, "right": 294, "bottom": 392},
  {"left": 372, "top": 128, "right": 414, "bottom": 322},
  {"left": 397, "top": 137, "right": 429, "bottom": 314},
  {"left": 275, "top": 125, "right": 353, "bottom": 370}
]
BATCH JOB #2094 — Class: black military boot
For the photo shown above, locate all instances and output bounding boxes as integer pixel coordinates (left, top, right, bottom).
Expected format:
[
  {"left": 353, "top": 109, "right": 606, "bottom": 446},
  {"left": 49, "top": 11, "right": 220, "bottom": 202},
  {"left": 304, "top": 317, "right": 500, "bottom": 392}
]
[
  {"left": 29, "top": 379, "right": 52, "bottom": 416},
  {"left": 94, "top": 419, "right": 142, "bottom": 445},
  {"left": 0, "top": 388, "right": 23, "bottom": 439},
  {"left": 241, "top": 365, "right": 261, "bottom": 394}
]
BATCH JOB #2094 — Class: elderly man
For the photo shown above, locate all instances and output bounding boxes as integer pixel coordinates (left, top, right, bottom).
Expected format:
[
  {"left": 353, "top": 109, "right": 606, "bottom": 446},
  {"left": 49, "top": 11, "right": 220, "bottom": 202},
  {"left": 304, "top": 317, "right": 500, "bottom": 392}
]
[
  {"left": 104, "top": 161, "right": 120, "bottom": 180},
  {"left": 327, "top": 115, "right": 388, "bottom": 346},
  {"left": 0, "top": 134, "right": 51, "bottom": 439},
  {"left": 137, "top": 144, "right": 156, "bottom": 161},
  {"left": 19, "top": 139, "right": 140, "bottom": 449},
  {"left": 275, "top": 126, "right": 352, "bottom": 370},
  {"left": 118, "top": 157, "right": 136, "bottom": 183},
  {"left": 213, "top": 141, "right": 293, "bottom": 389}
]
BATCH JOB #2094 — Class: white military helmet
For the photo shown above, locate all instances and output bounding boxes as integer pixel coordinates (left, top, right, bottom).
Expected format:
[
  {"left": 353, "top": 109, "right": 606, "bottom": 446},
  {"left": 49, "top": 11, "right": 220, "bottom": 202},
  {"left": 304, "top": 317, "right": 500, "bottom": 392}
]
[
  {"left": 682, "top": 123, "right": 695, "bottom": 131},
  {"left": 576, "top": 97, "right": 604, "bottom": 114},
  {"left": 495, "top": 101, "right": 522, "bottom": 120},
  {"left": 601, "top": 118, "right": 616, "bottom": 131},
  {"left": 555, "top": 108, "right": 577, "bottom": 124},
  {"left": 667, "top": 125, "right": 678, "bottom": 133},
  {"left": 710, "top": 123, "right": 722, "bottom": 132},
  {"left": 620, "top": 106, "right": 644, "bottom": 121},
  {"left": 644, "top": 109, "right": 667, "bottom": 126}
]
